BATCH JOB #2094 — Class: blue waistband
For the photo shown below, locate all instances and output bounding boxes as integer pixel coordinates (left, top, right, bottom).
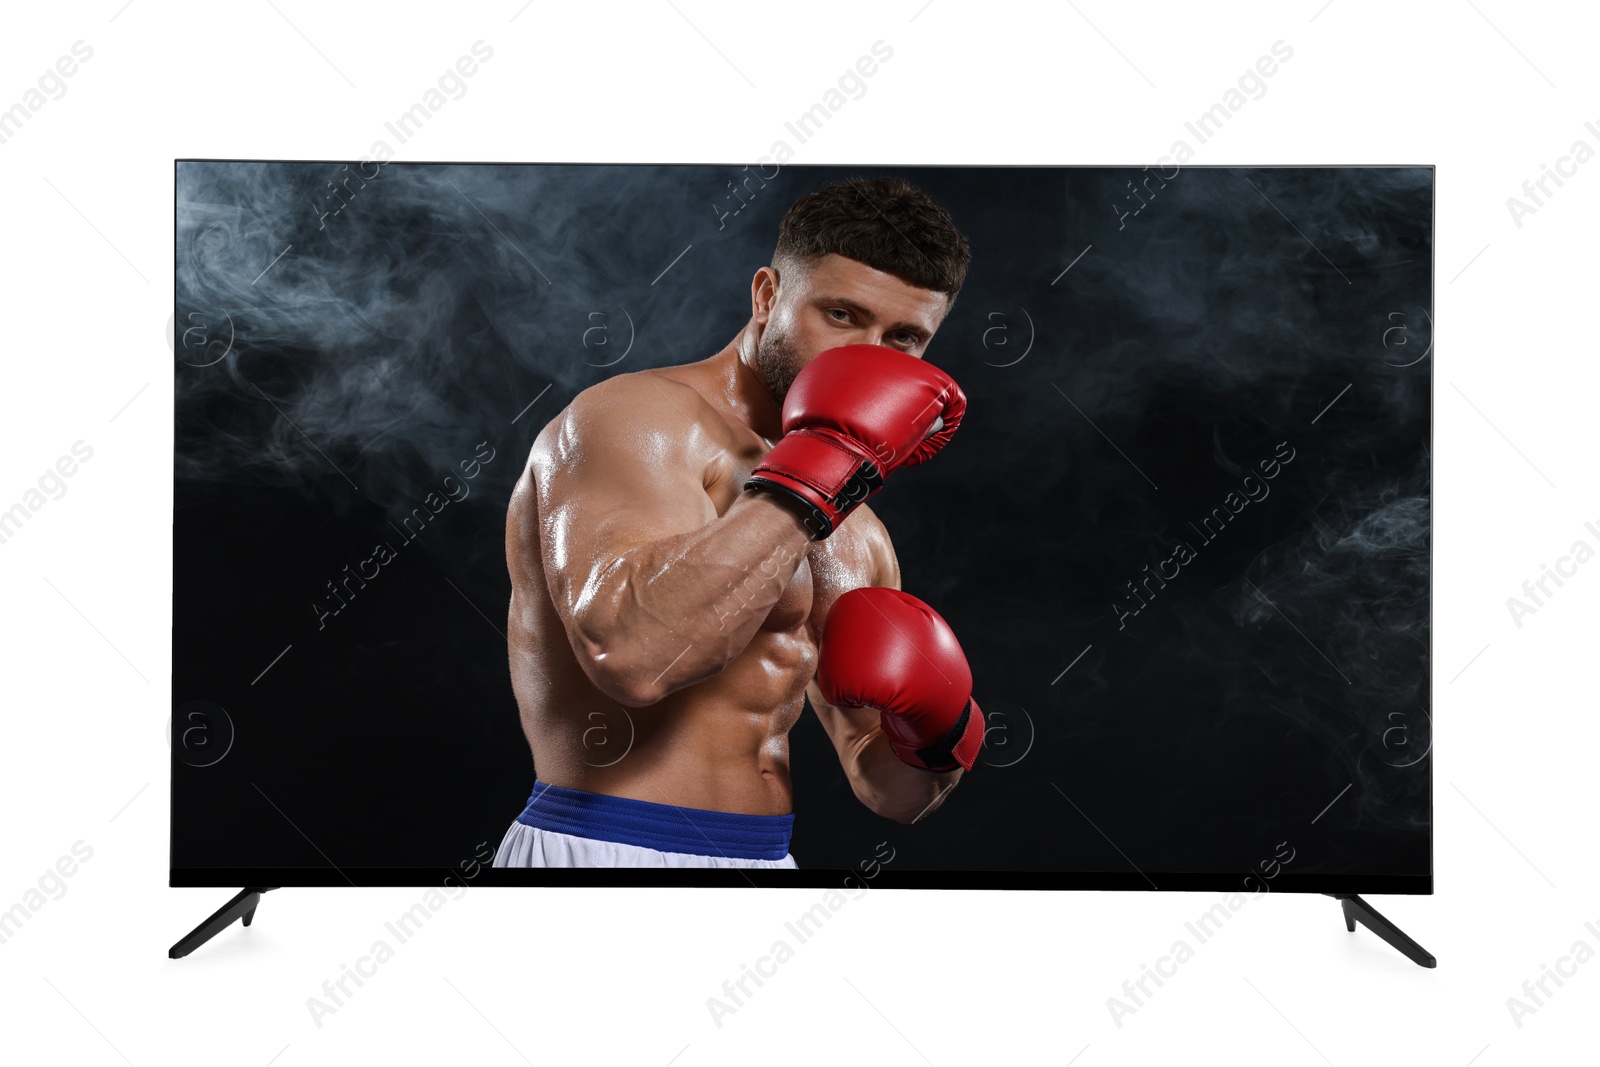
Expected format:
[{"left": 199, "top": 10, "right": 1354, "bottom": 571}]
[{"left": 516, "top": 781, "right": 794, "bottom": 861}]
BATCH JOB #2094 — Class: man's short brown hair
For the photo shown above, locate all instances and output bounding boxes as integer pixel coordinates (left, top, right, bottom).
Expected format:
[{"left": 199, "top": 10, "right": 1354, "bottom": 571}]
[{"left": 772, "top": 176, "right": 971, "bottom": 306}]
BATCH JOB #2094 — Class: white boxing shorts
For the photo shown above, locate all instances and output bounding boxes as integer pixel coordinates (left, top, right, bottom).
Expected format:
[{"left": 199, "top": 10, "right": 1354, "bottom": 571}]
[{"left": 493, "top": 780, "right": 798, "bottom": 869}]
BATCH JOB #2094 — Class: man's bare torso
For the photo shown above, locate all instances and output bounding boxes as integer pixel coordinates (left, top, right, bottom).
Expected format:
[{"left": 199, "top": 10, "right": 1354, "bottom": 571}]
[{"left": 505, "top": 360, "right": 890, "bottom": 816}]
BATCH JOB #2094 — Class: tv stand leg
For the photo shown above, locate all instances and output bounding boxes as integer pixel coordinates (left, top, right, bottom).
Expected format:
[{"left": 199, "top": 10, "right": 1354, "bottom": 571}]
[
  {"left": 1328, "top": 893, "right": 1435, "bottom": 968},
  {"left": 169, "top": 887, "right": 278, "bottom": 959}
]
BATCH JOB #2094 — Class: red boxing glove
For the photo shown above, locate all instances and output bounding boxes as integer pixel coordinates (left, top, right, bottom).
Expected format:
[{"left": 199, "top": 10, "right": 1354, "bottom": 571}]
[
  {"left": 745, "top": 344, "right": 966, "bottom": 539},
  {"left": 816, "top": 586, "right": 985, "bottom": 772}
]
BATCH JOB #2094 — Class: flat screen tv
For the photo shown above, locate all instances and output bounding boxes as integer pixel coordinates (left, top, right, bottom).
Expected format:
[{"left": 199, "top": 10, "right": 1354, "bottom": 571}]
[{"left": 171, "top": 161, "right": 1433, "bottom": 964}]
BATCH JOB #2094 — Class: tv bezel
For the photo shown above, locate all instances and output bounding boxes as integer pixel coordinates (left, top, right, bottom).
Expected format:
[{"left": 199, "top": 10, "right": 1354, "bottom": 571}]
[{"left": 170, "top": 159, "right": 1434, "bottom": 899}]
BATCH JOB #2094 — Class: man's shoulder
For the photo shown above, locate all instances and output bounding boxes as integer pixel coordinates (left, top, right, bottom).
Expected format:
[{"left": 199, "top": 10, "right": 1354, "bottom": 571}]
[
  {"left": 538, "top": 369, "right": 722, "bottom": 454},
  {"left": 571, "top": 368, "right": 709, "bottom": 423}
]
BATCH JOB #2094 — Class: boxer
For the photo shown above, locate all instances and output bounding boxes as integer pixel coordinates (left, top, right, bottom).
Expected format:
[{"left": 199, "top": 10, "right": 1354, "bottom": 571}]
[{"left": 495, "top": 177, "right": 983, "bottom": 868}]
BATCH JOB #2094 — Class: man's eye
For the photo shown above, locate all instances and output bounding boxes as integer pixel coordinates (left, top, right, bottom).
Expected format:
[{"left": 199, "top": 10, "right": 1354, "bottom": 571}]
[{"left": 828, "top": 308, "right": 850, "bottom": 321}]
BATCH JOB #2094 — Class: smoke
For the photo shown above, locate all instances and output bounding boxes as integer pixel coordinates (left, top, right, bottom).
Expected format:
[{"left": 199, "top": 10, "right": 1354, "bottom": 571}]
[
  {"left": 922, "top": 166, "right": 1431, "bottom": 864},
  {"left": 1226, "top": 458, "right": 1431, "bottom": 832},
  {"left": 1034, "top": 167, "right": 1429, "bottom": 474},
  {"left": 175, "top": 161, "right": 771, "bottom": 516}
]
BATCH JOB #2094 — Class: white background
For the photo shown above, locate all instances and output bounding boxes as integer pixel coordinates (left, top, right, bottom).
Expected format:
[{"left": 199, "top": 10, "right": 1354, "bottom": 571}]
[{"left": 1, "top": 1, "right": 1597, "bottom": 1064}]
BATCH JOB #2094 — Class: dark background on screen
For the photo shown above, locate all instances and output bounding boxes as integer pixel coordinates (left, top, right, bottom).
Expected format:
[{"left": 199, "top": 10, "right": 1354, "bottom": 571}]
[{"left": 173, "top": 162, "right": 1431, "bottom": 883}]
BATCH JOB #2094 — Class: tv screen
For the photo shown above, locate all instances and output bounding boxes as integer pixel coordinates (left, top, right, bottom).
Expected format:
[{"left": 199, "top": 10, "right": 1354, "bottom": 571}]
[{"left": 172, "top": 161, "right": 1431, "bottom": 896}]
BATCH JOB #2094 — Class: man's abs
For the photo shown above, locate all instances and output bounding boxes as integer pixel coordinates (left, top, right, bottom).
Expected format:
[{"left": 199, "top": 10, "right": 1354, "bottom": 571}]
[{"left": 509, "top": 587, "right": 814, "bottom": 815}]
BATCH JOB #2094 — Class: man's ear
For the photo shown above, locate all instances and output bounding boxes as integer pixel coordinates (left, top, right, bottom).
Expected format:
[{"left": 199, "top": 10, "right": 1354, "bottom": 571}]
[{"left": 751, "top": 265, "right": 779, "bottom": 323}]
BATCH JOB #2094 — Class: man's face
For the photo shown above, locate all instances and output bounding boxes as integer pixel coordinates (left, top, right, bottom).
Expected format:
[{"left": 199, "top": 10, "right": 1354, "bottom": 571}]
[{"left": 754, "top": 253, "right": 949, "bottom": 403}]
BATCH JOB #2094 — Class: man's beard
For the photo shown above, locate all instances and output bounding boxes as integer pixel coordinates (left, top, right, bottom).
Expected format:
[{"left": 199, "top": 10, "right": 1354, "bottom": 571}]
[{"left": 755, "top": 322, "right": 807, "bottom": 404}]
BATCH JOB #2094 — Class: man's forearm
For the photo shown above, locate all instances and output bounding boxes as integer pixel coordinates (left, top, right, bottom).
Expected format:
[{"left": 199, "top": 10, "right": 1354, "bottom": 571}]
[
  {"left": 847, "top": 730, "right": 963, "bottom": 824},
  {"left": 570, "top": 490, "right": 813, "bottom": 706}
]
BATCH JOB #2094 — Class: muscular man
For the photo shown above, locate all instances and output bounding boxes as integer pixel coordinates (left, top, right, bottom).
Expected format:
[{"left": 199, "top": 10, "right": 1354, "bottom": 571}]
[{"left": 493, "top": 177, "right": 984, "bottom": 868}]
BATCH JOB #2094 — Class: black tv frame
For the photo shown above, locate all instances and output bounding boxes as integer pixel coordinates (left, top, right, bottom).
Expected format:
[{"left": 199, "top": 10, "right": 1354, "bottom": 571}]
[{"left": 170, "top": 160, "right": 1434, "bottom": 963}]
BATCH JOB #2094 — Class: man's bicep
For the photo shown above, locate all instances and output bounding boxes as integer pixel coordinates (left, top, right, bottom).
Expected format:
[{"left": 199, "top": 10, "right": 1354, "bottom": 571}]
[{"left": 531, "top": 376, "right": 717, "bottom": 617}]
